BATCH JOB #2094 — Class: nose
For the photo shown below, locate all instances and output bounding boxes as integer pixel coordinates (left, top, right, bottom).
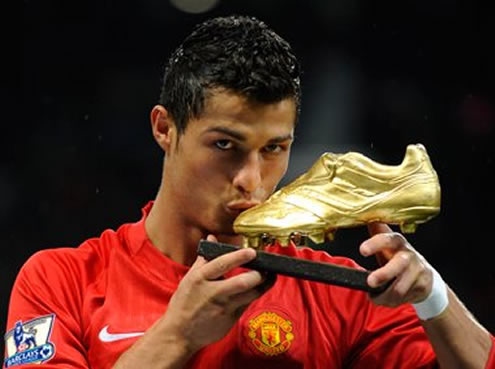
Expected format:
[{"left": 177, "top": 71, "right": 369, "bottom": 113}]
[{"left": 233, "top": 153, "right": 262, "bottom": 195}]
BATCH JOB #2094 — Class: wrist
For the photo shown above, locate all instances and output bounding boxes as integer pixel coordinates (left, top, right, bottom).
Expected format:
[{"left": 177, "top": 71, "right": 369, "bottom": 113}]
[
  {"left": 158, "top": 316, "right": 197, "bottom": 361},
  {"left": 412, "top": 268, "right": 449, "bottom": 321},
  {"left": 113, "top": 317, "right": 194, "bottom": 369}
]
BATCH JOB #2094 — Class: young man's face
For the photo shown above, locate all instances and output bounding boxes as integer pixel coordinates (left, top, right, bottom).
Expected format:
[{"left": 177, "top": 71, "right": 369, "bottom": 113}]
[{"left": 164, "top": 89, "right": 296, "bottom": 236}]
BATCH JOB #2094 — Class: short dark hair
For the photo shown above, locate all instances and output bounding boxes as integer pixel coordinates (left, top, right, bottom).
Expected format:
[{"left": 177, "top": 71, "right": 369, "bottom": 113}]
[{"left": 159, "top": 15, "right": 301, "bottom": 133}]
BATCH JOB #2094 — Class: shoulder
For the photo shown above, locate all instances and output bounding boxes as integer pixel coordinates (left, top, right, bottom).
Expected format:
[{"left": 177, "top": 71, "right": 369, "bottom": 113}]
[{"left": 19, "top": 225, "right": 130, "bottom": 289}]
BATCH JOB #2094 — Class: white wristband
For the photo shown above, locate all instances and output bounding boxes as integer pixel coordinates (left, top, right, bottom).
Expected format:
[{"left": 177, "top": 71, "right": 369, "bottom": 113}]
[{"left": 412, "top": 268, "right": 449, "bottom": 320}]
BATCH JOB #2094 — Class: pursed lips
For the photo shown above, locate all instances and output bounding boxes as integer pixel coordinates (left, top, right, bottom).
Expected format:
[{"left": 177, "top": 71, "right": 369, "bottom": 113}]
[{"left": 226, "top": 201, "right": 261, "bottom": 217}]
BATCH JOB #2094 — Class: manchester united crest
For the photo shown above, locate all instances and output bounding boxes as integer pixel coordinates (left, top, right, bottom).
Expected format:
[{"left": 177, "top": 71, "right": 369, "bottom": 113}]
[{"left": 247, "top": 311, "right": 294, "bottom": 356}]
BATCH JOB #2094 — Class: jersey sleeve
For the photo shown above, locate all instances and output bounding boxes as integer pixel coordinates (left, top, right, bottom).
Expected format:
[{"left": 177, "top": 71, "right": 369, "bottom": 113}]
[
  {"left": 350, "top": 303, "right": 495, "bottom": 369},
  {"left": 3, "top": 249, "right": 90, "bottom": 368},
  {"left": 347, "top": 302, "right": 438, "bottom": 368},
  {"left": 486, "top": 335, "right": 495, "bottom": 369}
]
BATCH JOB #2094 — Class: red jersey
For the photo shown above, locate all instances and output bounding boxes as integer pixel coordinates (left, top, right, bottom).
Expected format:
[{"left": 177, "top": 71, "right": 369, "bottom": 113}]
[{"left": 4, "top": 203, "right": 495, "bottom": 368}]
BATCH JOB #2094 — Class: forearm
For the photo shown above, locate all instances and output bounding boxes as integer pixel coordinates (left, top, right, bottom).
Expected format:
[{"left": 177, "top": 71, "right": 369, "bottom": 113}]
[
  {"left": 112, "top": 247, "right": 265, "bottom": 369},
  {"left": 112, "top": 318, "right": 194, "bottom": 369},
  {"left": 422, "top": 288, "right": 493, "bottom": 369}
]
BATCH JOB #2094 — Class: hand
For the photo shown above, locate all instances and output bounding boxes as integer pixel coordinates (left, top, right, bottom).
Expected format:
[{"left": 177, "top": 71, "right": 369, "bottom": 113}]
[
  {"left": 359, "top": 223, "right": 434, "bottom": 307},
  {"left": 160, "top": 235, "right": 268, "bottom": 354}
]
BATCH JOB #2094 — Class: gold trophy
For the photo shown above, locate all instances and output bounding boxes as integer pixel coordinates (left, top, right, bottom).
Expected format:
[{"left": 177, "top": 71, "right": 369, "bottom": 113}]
[{"left": 198, "top": 144, "right": 440, "bottom": 294}]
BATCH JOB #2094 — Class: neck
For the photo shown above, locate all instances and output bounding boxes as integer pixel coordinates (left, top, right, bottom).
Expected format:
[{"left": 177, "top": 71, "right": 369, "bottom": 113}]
[{"left": 144, "top": 189, "right": 198, "bottom": 266}]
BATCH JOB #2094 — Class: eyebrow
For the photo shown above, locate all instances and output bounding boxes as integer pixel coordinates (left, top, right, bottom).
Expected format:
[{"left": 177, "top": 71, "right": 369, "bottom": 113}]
[{"left": 205, "top": 126, "right": 294, "bottom": 143}]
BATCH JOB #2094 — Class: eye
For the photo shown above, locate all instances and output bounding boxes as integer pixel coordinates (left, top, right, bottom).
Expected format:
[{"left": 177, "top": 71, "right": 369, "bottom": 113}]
[
  {"left": 215, "top": 139, "right": 234, "bottom": 150},
  {"left": 263, "top": 144, "right": 282, "bottom": 153}
]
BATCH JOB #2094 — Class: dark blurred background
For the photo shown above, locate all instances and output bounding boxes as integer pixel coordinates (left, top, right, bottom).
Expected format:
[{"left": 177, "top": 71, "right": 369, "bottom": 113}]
[{"left": 9, "top": 0, "right": 494, "bottom": 338}]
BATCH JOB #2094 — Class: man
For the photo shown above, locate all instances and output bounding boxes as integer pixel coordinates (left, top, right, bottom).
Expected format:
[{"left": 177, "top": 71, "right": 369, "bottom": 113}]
[{"left": 5, "top": 15, "right": 494, "bottom": 369}]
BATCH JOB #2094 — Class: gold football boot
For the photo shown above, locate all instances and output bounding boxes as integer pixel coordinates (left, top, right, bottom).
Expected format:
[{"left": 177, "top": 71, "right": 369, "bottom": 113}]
[{"left": 234, "top": 144, "right": 441, "bottom": 248}]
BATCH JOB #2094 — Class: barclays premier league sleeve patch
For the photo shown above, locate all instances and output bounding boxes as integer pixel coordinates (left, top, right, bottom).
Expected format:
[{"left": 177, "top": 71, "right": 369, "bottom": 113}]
[{"left": 4, "top": 314, "right": 56, "bottom": 367}]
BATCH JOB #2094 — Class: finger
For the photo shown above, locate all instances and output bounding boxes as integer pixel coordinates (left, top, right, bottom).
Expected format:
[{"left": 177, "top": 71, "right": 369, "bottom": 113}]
[
  {"left": 372, "top": 263, "right": 421, "bottom": 306},
  {"left": 370, "top": 278, "right": 401, "bottom": 307},
  {"left": 256, "top": 273, "right": 277, "bottom": 294},
  {"left": 391, "top": 265, "right": 421, "bottom": 299},
  {"left": 367, "top": 222, "right": 393, "bottom": 236},
  {"left": 190, "top": 255, "right": 208, "bottom": 271},
  {"left": 200, "top": 248, "right": 257, "bottom": 280},
  {"left": 228, "top": 288, "right": 263, "bottom": 311},
  {"left": 368, "top": 251, "right": 412, "bottom": 288},
  {"left": 360, "top": 232, "right": 408, "bottom": 259},
  {"left": 214, "top": 270, "right": 264, "bottom": 296}
]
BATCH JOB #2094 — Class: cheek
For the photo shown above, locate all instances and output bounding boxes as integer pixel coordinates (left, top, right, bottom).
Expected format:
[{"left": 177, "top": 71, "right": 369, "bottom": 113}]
[
  {"left": 184, "top": 153, "right": 229, "bottom": 193},
  {"left": 264, "top": 156, "right": 290, "bottom": 190}
]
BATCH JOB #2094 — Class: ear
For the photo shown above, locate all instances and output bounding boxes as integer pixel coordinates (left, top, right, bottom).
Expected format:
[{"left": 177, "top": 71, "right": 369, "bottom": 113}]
[{"left": 150, "top": 105, "right": 177, "bottom": 153}]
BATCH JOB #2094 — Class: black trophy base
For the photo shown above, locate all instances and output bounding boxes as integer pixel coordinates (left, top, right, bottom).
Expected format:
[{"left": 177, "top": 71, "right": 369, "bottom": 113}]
[{"left": 197, "top": 240, "right": 391, "bottom": 294}]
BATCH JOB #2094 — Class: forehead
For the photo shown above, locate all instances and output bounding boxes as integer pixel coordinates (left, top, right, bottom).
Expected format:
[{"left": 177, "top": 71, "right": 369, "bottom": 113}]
[{"left": 188, "top": 89, "right": 297, "bottom": 138}]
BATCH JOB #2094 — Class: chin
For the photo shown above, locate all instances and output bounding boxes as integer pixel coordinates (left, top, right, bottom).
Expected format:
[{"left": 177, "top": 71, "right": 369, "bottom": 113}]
[
  {"left": 201, "top": 209, "right": 240, "bottom": 238},
  {"left": 207, "top": 220, "right": 240, "bottom": 241},
  {"left": 214, "top": 224, "right": 237, "bottom": 237},
  {"left": 213, "top": 212, "right": 237, "bottom": 233}
]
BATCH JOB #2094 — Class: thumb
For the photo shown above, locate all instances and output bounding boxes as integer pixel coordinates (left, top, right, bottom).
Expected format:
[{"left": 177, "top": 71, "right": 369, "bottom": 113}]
[
  {"left": 206, "top": 234, "right": 218, "bottom": 243},
  {"left": 189, "top": 234, "right": 218, "bottom": 270},
  {"left": 367, "top": 222, "right": 393, "bottom": 236}
]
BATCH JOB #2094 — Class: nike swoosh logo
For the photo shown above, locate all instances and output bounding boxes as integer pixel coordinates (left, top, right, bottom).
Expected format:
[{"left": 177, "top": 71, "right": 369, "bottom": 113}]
[{"left": 98, "top": 325, "right": 145, "bottom": 343}]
